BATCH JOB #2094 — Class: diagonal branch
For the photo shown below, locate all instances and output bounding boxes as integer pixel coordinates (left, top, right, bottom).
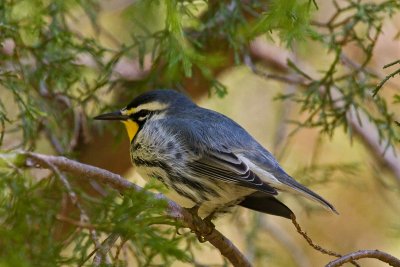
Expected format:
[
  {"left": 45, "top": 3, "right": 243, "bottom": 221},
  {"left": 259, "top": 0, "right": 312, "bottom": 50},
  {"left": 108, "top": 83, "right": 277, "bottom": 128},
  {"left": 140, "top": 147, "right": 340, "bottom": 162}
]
[{"left": 5, "top": 151, "right": 251, "bottom": 267}]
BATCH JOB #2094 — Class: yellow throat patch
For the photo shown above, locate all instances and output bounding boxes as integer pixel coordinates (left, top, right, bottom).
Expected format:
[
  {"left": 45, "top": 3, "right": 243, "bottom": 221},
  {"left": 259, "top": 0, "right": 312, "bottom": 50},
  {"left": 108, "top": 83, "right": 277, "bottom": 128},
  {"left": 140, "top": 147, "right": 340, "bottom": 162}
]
[{"left": 122, "top": 120, "right": 139, "bottom": 142}]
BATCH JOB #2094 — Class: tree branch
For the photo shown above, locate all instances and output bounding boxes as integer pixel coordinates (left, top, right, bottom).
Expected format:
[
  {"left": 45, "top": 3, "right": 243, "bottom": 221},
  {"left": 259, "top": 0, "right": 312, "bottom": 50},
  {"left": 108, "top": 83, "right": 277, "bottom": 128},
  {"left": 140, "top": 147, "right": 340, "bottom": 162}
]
[
  {"left": 4, "top": 151, "right": 251, "bottom": 267},
  {"left": 325, "top": 250, "right": 400, "bottom": 267}
]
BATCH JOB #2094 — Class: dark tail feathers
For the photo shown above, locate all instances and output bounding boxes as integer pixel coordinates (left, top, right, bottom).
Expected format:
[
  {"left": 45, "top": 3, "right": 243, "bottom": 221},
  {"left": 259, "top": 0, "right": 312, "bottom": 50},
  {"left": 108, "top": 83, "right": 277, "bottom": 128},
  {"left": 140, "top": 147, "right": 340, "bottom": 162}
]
[{"left": 239, "top": 193, "right": 293, "bottom": 219}]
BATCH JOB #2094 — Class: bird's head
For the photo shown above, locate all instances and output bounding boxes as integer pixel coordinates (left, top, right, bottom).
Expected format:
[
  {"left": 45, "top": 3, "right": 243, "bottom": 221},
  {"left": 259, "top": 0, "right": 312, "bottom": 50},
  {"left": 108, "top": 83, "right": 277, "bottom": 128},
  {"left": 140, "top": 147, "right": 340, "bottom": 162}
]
[{"left": 94, "top": 89, "right": 194, "bottom": 142}]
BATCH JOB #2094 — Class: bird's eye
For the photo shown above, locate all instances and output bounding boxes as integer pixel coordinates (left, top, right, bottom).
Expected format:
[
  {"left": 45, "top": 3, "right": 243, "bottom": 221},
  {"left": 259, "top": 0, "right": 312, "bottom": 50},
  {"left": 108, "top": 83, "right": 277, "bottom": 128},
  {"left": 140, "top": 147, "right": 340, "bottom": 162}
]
[{"left": 134, "top": 109, "right": 151, "bottom": 122}]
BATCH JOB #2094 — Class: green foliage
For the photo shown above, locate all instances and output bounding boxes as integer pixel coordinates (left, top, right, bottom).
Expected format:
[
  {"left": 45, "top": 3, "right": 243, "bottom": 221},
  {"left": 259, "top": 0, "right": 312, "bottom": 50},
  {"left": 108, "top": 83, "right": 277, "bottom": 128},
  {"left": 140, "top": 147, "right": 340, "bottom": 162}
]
[
  {"left": 278, "top": 0, "right": 400, "bottom": 146},
  {"left": 250, "top": 0, "right": 313, "bottom": 44},
  {"left": 0, "top": 171, "right": 64, "bottom": 266},
  {"left": 83, "top": 185, "right": 191, "bottom": 266},
  {"left": 0, "top": 163, "right": 191, "bottom": 266},
  {"left": 0, "top": 0, "right": 115, "bottom": 152}
]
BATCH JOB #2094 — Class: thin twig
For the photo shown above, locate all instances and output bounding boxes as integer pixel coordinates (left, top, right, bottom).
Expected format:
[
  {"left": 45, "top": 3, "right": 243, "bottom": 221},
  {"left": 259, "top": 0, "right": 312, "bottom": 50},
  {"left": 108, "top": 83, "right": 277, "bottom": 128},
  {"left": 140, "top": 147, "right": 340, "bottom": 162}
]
[
  {"left": 291, "top": 214, "right": 360, "bottom": 267},
  {"left": 245, "top": 53, "right": 307, "bottom": 86},
  {"left": 326, "top": 250, "right": 400, "bottom": 267},
  {"left": 56, "top": 214, "right": 99, "bottom": 229},
  {"left": 373, "top": 68, "right": 400, "bottom": 96},
  {"left": 383, "top": 59, "right": 400, "bottom": 69},
  {"left": 93, "top": 234, "right": 120, "bottom": 267},
  {"left": 43, "top": 124, "right": 65, "bottom": 155},
  {"left": 114, "top": 238, "right": 128, "bottom": 262}
]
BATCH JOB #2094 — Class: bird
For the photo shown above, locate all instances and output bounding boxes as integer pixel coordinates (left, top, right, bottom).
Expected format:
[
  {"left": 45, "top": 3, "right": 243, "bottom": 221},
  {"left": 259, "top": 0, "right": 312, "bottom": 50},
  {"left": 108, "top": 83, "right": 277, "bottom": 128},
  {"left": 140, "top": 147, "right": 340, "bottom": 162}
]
[{"left": 94, "top": 89, "right": 337, "bottom": 222}]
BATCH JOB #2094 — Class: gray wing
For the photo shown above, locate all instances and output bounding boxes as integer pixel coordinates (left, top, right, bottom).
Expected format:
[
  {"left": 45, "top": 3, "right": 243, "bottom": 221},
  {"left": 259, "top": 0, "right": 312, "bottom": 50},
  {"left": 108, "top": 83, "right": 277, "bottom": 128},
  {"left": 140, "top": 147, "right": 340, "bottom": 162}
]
[
  {"left": 163, "top": 112, "right": 277, "bottom": 195},
  {"left": 187, "top": 149, "right": 277, "bottom": 195}
]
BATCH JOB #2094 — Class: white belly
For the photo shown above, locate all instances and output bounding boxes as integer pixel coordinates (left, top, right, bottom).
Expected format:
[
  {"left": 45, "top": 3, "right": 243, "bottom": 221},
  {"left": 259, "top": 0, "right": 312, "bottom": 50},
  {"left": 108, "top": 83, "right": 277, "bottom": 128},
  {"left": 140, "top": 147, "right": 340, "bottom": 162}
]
[{"left": 136, "top": 166, "right": 254, "bottom": 218}]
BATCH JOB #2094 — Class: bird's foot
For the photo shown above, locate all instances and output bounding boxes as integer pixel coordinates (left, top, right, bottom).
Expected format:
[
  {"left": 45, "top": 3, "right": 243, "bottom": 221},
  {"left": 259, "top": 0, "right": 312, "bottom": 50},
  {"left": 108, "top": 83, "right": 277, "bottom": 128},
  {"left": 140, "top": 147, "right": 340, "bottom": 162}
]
[
  {"left": 185, "top": 206, "right": 215, "bottom": 243},
  {"left": 202, "top": 213, "right": 216, "bottom": 235}
]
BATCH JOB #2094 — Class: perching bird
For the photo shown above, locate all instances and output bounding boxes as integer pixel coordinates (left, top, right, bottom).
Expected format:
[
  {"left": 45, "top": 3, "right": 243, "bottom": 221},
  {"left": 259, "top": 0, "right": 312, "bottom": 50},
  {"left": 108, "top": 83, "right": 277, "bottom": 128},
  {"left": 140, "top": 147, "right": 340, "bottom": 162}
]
[{"left": 94, "top": 89, "right": 337, "bottom": 220}]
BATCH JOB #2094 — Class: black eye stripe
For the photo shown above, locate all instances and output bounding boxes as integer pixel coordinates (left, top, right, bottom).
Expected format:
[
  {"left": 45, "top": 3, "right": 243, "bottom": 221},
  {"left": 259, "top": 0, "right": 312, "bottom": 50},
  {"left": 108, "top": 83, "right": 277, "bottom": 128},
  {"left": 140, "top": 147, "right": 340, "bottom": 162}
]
[
  {"left": 136, "top": 109, "right": 150, "bottom": 117},
  {"left": 131, "top": 109, "right": 151, "bottom": 121}
]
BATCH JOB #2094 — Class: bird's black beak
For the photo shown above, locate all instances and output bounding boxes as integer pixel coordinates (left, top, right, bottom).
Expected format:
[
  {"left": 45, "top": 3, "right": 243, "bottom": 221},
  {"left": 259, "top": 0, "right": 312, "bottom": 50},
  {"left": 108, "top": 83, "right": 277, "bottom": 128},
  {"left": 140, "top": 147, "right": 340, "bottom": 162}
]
[{"left": 93, "top": 111, "right": 128, "bottom": 121}]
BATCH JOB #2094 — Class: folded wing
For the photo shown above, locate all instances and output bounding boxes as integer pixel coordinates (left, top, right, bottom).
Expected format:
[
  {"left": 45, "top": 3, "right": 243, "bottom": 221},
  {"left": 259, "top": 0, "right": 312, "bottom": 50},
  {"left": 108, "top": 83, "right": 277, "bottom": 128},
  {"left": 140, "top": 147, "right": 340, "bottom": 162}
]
[{"left": 187, "top": 149, "right": 277, "bottom": 195}]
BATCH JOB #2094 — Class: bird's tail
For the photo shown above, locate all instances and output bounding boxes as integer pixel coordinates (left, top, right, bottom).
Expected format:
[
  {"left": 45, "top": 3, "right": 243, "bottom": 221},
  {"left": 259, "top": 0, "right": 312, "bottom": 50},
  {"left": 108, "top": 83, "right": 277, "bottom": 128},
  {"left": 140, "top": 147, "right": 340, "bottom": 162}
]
[
  {"left": 238, "top": 192, "right": 294, "bottom": 219},
  {"left": 274, "top": 169, "right": 338, "bottom": 214}
]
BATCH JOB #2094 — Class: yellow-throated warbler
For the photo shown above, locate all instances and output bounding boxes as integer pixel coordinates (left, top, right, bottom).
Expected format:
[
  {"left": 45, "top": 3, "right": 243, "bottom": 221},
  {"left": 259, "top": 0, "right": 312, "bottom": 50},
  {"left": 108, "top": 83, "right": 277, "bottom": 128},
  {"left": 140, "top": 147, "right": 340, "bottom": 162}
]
[{"left": 94, "top": 89, "right": 337, "bottom": 219}]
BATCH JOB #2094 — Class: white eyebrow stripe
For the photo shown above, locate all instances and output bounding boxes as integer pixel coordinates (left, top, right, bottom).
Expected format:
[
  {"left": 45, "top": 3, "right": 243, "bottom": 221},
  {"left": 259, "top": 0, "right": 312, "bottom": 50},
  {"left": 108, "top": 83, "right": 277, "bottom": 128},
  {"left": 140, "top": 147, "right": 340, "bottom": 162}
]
[
  {"left": 121, "top": 101, "right": 169, "bottom": 115},
  {"left": 136, "top": 102, "right": 169, "bottom": 112}
]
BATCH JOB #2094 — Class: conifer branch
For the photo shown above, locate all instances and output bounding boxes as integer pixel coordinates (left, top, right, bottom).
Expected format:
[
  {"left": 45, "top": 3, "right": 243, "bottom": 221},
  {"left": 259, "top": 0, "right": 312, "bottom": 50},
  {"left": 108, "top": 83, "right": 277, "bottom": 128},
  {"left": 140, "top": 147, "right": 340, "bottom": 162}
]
[
  {"left": 5, "top": 151, "right": 252, "bottom": 267},
  {"left": 248, "top": 40, "right": 400, "bottom": 183},
  {"left": 26, "top": 152, "right": 111, "bottom": 265}
]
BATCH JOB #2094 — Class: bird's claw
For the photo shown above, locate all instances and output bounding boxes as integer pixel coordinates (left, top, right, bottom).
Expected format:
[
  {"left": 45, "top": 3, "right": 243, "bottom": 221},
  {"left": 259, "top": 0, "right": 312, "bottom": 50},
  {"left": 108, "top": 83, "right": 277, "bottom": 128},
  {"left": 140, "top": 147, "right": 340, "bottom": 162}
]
[
  {"left": 203, "top": 215, "right": 215, "bottom": 235},
  {"left": 185, "top": 206, "right": 215, "bottom": 243}
]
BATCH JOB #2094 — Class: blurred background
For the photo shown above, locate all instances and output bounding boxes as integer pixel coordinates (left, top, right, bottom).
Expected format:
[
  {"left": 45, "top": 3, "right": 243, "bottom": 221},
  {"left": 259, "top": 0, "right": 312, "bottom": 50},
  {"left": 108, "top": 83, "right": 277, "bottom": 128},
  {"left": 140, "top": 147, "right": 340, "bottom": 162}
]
[{"left": 0, "top": 0, "right": 399, "bottom": 266}]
